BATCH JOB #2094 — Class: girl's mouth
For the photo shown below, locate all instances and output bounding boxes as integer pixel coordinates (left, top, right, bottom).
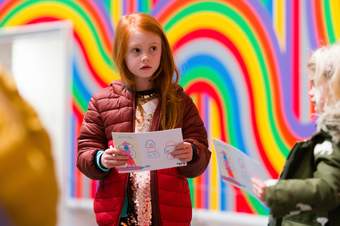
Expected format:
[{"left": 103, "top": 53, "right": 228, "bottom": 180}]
[{"left": 140, "top": 66, "right": 152, "bottom": 70}]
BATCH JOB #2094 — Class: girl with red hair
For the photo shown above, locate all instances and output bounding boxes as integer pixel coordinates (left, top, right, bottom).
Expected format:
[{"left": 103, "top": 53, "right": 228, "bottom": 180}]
[{"left": 77, "top": 13, "right": 211, "bottom": 226}]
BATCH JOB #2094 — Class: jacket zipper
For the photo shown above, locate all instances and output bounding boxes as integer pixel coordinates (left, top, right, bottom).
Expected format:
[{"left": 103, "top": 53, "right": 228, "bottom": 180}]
[
  {"left": 132, "top": 91, "right": 136, "bottom": 132},
  {"left": 115, "top": 91, "right": 136, "bottom": 225},
  {"left": 151, "top": 103, "right": 161, "bottom": 226}
]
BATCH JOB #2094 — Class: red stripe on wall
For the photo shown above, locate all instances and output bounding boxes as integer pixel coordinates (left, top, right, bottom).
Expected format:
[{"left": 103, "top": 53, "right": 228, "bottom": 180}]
[
  {"left": 128, "top": 0, "right": 135, "bottom": 14},
  {"left": 292, "top": 0, "right": 300, "bottom": 120}
]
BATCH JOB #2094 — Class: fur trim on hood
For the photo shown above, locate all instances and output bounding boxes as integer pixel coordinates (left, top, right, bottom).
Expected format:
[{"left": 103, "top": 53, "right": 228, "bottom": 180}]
[{"left": 317, "top": 102, "right": 340, "bottom": 143}]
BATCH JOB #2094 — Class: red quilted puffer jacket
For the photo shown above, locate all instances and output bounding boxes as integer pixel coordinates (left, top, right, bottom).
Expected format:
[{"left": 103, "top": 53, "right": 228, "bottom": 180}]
[{"left": 77, "top": 81, "right": 211, "bottom": 226}]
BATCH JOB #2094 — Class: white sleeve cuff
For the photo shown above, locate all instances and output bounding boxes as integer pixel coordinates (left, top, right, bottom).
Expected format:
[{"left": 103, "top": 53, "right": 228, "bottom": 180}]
[{"left": 96, "top": 150, "right": 110, "bottom": 172}]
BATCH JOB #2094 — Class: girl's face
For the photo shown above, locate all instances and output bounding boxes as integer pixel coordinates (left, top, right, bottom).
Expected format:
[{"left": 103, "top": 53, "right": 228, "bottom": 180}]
[
  {"left": 125, "top": 29, "right": 162, "bottom": 90},
  {"left": 309, "top": 78, "right": 331, "bottom": 114}
]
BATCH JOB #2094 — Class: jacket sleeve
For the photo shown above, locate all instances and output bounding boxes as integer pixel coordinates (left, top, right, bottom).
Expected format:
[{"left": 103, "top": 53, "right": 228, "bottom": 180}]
[
  {"left": 177, "top": 93, "right": 211, "bottom": 178},
  {"left": 77, "top": 96, "right": 110, "bottom": 180},
  {"left": 265, "top": 141, "right": 340, "bottom": 217}
]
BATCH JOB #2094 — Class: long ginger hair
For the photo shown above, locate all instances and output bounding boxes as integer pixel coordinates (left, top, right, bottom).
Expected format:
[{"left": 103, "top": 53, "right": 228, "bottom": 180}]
[{"left": 113, "top": 13, "right": 181, "bottom": 129}]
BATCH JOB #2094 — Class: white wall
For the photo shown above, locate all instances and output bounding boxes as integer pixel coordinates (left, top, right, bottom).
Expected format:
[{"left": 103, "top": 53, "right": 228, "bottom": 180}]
[
  {"left": 0, "top": 22, "right": 96, "bottom": 226},
  {"left": 11, "top": 28, "right": 68, "bottom": 186}
]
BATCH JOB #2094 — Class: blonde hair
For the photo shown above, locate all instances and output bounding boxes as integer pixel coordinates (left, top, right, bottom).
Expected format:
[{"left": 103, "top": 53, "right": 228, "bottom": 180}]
[
  {"left": 113, "top": 13, "right": 181, "bottom": 129},
  {"left": 309, "top": 43, "right": 340, "bottom": 142},
  {"left": 308, "top": 43, "right": 340, "bottom": 106}
]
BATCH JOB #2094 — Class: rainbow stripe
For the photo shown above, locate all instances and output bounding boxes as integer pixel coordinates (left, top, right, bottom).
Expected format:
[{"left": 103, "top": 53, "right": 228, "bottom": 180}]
[{"left": 1, "top": 0, "right": 339, "bottom": 215}]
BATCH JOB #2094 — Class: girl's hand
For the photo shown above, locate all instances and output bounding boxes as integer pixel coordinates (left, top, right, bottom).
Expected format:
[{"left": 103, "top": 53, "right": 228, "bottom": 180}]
[
  {"left": 171, "top": 142, "right": 193, "bottom": 162},
  {"left": 251, "top": 178, "right": 267, "bottom": 201},
  {"left": 101, "top": 145, "right": 129, "bottom": 168}
]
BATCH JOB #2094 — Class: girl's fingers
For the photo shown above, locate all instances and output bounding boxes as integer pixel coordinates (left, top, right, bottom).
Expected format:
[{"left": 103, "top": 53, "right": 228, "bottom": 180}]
[
  {"left": 102, "top": 157, "right": 128, "bottom": 167},
  {"left": 172, "top": 153, "right": 189, "bottom": 158},
  {"left": 174, "top": 144, "right": 185, "bottom": 150},
  {"left": 112, "top": 155, "right": 129, "bottom": 161},
  {"left": 104, "top": 152, "right": 128, "bottom": 160},
  {"left": 102, "top": 148, "right": 129, "bottom": 168},
  {"left": 171, "top": 149, "right": 185, "bottom": 156},
  {"left": 172, "top": 146, "right": 191, "bottom": 155},
  {"left": 251, "top": 178, "right": 266, "bottom": 201},
  {"left": 104, "top": 160, "right": 128, "bottom": 167},
  {"left": 105, "top": 149, "right": 114, "bottom": 155},
  {"left": 171, "top": 150, "right": 192, "bottom": 162},
  {"left": 175, "top": 142, "right": 191, "bottom": 150},
  {"left": 172, "top": 142, "right": 193, "bottom": 162}
]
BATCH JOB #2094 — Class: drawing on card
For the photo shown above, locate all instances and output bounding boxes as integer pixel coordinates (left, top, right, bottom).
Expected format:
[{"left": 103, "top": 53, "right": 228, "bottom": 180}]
[
  {"left": 117, "top": 141, "right": 136, "bottom": 166},
  {"left": 213, "top": 139, "right": 271, "bottom": 197},
  {"left": 112, "top": 128, "right": 185, "bottom": 172},
  {"left": 164, "top": 141, "right": 176, "bottom": 160},
  {"left": 221, "top": 152, "right": 244, "bottom": 188},
  {"left": 145, "top": 139, "right": 160, "bottom": 159}
]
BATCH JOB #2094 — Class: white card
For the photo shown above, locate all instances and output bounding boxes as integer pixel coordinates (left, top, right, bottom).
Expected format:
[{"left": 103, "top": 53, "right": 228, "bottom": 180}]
[
  {"left": 213, "top": 139, "right": 271, "bottom": 196},
  {"left": 112, "top": 128, "right": 186, "bottom": 173}
]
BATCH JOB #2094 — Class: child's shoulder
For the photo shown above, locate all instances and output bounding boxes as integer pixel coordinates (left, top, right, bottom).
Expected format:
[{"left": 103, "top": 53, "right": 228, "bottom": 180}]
[
  {"left": 92, "top": 80, "right": 130, "bottom": 100},
  {"left": 173, "top": 84, "right": 196, "bottom": 107}
]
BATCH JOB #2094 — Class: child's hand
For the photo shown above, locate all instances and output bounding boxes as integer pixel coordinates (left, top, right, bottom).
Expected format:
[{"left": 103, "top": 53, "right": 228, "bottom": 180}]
[
  {"left": 251, "top": 178, "right": 267, "bottom": 201},
  {"left": 101, "top": 145, "right": 129, "bottom": 168},
  {"left": 171, "top": 142, "right": 193, "bottom": 162}
]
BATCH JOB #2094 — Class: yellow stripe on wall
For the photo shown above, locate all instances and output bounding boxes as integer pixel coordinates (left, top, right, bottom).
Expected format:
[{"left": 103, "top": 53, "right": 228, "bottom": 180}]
[{"left": 273, "top": 0, "right": 286, "bottom": 50}]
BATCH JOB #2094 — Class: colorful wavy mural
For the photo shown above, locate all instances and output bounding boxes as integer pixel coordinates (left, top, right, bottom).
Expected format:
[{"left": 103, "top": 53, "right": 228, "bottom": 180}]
[{"left": 0, "top": 0, "right": 339, "bottom": 215}]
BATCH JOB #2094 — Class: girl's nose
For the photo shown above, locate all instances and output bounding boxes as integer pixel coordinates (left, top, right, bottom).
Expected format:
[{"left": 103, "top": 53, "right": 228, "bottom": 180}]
[{"left": 141, "top": 54, "right": 149, "bottom": 63}]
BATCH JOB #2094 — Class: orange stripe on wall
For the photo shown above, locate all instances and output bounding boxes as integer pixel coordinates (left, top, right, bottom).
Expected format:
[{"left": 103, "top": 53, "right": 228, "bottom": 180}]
[{"left": 314, "top": 0, "right": 327, "bottom": 45}]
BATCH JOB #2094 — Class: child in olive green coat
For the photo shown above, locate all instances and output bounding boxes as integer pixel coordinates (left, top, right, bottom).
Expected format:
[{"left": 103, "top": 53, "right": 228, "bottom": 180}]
[{"left": 252, "top": 43, "right": 340, "bottom": 226}]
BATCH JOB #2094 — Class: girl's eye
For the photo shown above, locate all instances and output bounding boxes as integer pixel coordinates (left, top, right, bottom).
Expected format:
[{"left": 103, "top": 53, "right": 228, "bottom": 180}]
[
  {"left": 132, "top": 48, "right": 140, "bottom": 53},
  {"left": 150, "top": 46, "right": 157, "bottom": 52}
]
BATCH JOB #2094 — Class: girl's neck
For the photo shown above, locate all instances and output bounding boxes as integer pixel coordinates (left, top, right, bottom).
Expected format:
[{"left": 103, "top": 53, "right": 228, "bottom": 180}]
[
  {"left": 135, "top": 80, "right": 154, "bottom": 91},
  {"left": 136, "top": 88, "right": 157, "bottom": 96}
]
